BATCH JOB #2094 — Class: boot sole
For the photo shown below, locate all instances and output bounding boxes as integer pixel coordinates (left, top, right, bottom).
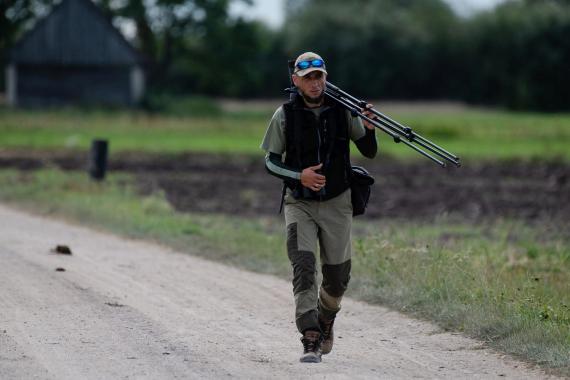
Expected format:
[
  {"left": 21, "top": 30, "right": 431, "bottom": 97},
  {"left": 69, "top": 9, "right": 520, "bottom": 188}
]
[{"left": 300, "top": 354, "right": 322, "bottom": 363}]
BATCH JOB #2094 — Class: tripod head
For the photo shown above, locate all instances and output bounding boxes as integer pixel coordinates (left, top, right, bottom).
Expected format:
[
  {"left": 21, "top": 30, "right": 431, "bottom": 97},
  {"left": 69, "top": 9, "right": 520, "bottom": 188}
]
[{"left": 285, "top": 60, "right": 297, "bottom": 101}]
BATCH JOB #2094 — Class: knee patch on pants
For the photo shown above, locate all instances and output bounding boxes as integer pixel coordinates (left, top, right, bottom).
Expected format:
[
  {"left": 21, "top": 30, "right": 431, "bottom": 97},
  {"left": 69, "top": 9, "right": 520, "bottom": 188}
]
[
  {"left": 287, "top": 223, "right": 316, "bottom": 293},
  {"left": 319, "top": 287, "right": 342, "bottom": 314},
  {"left": 322, "top": 259, "right": 351, "bottom": 297}
]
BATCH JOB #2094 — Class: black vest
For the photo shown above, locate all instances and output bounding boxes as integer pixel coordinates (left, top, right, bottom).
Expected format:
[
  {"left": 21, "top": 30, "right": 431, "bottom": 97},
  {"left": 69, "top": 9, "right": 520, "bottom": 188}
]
[{"left": 283, "top": 94, "right": 352, "bottom": 200}]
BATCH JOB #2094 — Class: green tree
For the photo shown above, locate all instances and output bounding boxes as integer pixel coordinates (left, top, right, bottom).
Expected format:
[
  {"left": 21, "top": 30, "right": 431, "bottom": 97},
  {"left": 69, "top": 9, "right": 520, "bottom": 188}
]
[
  {"left": 463, "top": 0, "right": 570, "bottom": 110},
  {"left": 95, "top": 0, "right": 287, "bottom": 97},
  {"left": 283, "top": 0, "right": 570, "bottom": 111},
  {"left": 0, "top": 0, "right": 51, "bottom": 89},
  {"left": 94, "top": 0, "right": 249, "bottom": 88},
  {"left": 282, "top": 0, "right": 459, "bottom": 99}
]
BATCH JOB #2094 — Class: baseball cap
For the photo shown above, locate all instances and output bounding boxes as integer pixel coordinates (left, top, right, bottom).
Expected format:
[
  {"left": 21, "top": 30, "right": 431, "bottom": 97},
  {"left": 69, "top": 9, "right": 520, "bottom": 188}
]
[{"left": 293, "top": 52, "right": 328, "bottom": 77}]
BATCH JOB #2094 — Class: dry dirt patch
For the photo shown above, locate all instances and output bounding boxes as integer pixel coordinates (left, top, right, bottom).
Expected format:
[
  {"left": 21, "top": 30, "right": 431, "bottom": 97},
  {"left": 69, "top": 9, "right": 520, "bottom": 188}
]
[{"left": 1, "top": 150, "right": 567, "bottom": 223}]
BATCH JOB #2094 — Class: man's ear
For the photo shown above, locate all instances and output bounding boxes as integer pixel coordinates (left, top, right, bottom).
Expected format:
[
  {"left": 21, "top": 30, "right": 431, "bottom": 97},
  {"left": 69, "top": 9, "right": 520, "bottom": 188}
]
[{"left": 292, "top": 75, "right": 299, "bottom": 86}]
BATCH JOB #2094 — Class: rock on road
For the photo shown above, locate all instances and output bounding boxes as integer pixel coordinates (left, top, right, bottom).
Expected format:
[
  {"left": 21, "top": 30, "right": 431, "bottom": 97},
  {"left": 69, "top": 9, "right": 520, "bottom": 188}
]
[{"left": 0, "top": 204, "right": 552, "bottom": 379}]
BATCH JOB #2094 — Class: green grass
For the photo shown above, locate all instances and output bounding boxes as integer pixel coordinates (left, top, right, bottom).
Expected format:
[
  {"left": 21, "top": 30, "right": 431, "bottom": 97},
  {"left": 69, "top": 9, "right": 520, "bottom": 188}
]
[
  {"left": 0, "top": 169, "right": 289, "bottom": 276},
  {"left": 399, "top": 110, "right": 570, "bottom": 160},
  {"left": 0, "top": 107, "right": 262, "bottom": 154},
  {"left": 1, "top": 104, "right": 570, "bottom": 160},
  {"left": 0, "top": 168, "right": 568, "bottom": 375},
  {"left": 352, "top": 222, "right": 570, "bottom": 371}
]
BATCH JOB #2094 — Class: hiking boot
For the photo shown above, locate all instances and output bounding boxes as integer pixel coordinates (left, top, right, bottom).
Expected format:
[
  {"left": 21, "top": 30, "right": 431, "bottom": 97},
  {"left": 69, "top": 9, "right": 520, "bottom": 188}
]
[
  {"left": 319, "top": 317, "right": 335, "bottom": 355},
  {"left": 299, "top": 330, "right": 322, "bottom": 363}
]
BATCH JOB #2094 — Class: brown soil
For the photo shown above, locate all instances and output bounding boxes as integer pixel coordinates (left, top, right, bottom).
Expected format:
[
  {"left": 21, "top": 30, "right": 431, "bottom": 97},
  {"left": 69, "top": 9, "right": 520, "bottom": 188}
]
[{"left": 1, "top": 150, "right": 569, "bottom": 223}]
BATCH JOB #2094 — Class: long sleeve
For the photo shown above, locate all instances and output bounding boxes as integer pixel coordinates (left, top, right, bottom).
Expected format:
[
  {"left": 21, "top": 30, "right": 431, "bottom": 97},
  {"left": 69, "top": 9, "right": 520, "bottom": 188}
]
[
  {"left": 348, "top": 110, "right": 378, "bottom": 159},
  {"left": 264, "top": 152, "right": 301, "bottom": 181},
  {"left": 354, "top": 127, "right": 377, "bottom": 158}
]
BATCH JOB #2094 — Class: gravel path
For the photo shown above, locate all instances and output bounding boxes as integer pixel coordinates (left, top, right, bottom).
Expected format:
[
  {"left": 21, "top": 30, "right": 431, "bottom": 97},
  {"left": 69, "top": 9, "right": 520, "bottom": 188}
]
[{"left": 0, "top": 204, "right": 554, "bottom": 379}]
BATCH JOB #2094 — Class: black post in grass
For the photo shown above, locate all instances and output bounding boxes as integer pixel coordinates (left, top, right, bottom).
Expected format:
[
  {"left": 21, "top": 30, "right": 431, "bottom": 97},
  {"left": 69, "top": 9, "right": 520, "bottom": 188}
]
[{"left": 88, "top": 139, "right": 109, "bottom": 181}]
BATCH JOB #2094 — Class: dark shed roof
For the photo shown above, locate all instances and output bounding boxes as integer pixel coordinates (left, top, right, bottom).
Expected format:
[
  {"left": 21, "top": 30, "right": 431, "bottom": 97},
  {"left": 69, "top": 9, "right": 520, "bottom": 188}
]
[{"left": 10, "top": 0, "right": 143, "bottom": 66}]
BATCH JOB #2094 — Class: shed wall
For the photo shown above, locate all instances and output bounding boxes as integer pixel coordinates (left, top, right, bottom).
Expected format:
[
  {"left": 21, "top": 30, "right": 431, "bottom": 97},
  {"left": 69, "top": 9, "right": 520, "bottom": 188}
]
[{"left": 17, "top": 65, "right": 132, "bottom": 107}]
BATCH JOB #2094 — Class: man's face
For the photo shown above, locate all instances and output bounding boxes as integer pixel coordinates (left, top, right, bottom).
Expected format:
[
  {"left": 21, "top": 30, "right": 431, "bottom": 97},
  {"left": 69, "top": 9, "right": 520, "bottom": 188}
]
[{"left": 292, "top": 71, "right": 327, "bottom": 106}]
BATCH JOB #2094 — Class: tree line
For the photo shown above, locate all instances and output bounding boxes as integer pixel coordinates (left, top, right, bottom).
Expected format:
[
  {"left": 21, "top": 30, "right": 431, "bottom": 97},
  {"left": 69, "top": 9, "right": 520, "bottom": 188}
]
[{"left": 2, "top": 0, "right": 569, "bottom": 111}]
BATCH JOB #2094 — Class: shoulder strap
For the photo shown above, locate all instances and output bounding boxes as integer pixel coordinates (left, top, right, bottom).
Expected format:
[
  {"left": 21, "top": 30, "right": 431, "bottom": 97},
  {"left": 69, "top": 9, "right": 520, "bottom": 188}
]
[
  {"left": 278, "top": 183, "right": 287, "bottom": 214},
  {"left": 322, "top": 108, "right": 338, "bottom": 172},
  {"left": 283, "top": 99, "right": 304, "bottom": 168}
]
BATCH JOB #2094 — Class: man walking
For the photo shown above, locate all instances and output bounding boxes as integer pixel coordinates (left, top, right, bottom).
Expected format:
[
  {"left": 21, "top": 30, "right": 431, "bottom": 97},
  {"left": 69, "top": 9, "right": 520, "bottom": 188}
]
[{"left": 260, "top": 52, "right": 378, "bottom": 363}]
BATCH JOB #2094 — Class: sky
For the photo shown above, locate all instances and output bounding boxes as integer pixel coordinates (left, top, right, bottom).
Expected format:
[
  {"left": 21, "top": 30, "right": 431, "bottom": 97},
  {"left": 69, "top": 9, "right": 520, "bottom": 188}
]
[{"left": 229, "top": 0, "right": 508, "bottom": 29}]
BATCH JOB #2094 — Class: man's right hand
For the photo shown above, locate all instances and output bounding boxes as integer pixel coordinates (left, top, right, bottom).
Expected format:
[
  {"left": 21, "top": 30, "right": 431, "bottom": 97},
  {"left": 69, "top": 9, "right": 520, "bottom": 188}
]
[{"left": 301, "top": 163, "right": 326, "bottom": 192}]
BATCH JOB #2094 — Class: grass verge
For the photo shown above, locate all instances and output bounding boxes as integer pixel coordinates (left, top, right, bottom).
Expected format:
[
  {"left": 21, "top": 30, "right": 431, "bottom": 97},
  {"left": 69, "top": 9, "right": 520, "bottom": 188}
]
[
  {"left": 0, "top": 168, "right": 568, "bottom": 375},
  {"left": 1, "top": 105, "right": 570, "bottom": 160}
]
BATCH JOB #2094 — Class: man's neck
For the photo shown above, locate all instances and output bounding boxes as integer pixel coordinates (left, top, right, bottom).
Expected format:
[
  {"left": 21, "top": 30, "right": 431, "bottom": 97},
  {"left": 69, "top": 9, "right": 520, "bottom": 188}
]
[
  {"left": 301, "top": 95, "right": 324, "bottom": 108},
  {"left": 304, "top": 101, "right": 323, "bottom": 109}
]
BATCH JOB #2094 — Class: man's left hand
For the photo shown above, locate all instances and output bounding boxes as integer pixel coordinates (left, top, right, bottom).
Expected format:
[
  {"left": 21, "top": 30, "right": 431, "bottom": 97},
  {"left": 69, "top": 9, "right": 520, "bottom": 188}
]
[{"left": 362, "top": 104, "right": 376, "bottom": 130}]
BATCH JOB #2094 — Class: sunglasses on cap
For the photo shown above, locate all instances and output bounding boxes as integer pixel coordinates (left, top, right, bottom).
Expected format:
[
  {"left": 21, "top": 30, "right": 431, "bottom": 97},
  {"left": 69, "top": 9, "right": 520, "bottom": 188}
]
[{"left": 296, "top": 59, "right": 325, "bottom": 70}]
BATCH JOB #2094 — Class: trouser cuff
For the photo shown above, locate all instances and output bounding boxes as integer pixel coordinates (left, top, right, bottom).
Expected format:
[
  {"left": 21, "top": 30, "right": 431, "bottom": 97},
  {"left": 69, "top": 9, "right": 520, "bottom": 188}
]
[{"left": 296, "top": 310, "right": 320, "bottom": 334}]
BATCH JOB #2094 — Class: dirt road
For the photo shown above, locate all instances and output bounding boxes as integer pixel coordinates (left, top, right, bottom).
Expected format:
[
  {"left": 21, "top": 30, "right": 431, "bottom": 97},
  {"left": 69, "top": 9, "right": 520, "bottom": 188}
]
[{"left": 0, "top": 204, "right": 552, "bottom": 379}]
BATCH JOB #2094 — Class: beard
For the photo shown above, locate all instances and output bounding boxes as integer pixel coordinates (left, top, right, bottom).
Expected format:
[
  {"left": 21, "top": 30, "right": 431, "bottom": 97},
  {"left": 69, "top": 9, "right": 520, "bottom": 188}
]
[{"left": 301, "top": 91, "right": 325, "bottom": 105}]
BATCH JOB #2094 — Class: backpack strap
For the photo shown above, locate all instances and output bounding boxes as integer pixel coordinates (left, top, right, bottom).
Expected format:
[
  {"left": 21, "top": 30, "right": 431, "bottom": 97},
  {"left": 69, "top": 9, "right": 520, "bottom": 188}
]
[{"left": 278, "top": 183, "right": 287, "bottom": 214}]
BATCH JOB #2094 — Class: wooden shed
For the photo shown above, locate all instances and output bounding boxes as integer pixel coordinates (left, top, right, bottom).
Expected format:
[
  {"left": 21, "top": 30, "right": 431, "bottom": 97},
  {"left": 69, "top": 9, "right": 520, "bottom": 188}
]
[{"left": 6, "top": 0, "right": 145, "bottom": 107}]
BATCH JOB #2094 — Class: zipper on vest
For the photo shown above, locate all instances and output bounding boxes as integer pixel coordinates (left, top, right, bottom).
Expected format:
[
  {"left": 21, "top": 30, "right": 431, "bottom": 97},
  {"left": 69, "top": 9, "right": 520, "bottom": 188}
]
[
  {"left": 316, "top": 120, "right": 322, "bottom": 164},
  {"left": 316, "top": 118, "right": 324, "bottom": 201},
  {"left": 322, "top": 118, "right": 328, "bottom": 165}
]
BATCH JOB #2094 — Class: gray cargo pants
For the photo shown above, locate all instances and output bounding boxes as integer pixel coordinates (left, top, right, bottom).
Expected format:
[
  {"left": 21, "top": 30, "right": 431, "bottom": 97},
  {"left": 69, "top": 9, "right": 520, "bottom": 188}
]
[{"left": 284, "top": 188, "right": 352, "bottom": 333}]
